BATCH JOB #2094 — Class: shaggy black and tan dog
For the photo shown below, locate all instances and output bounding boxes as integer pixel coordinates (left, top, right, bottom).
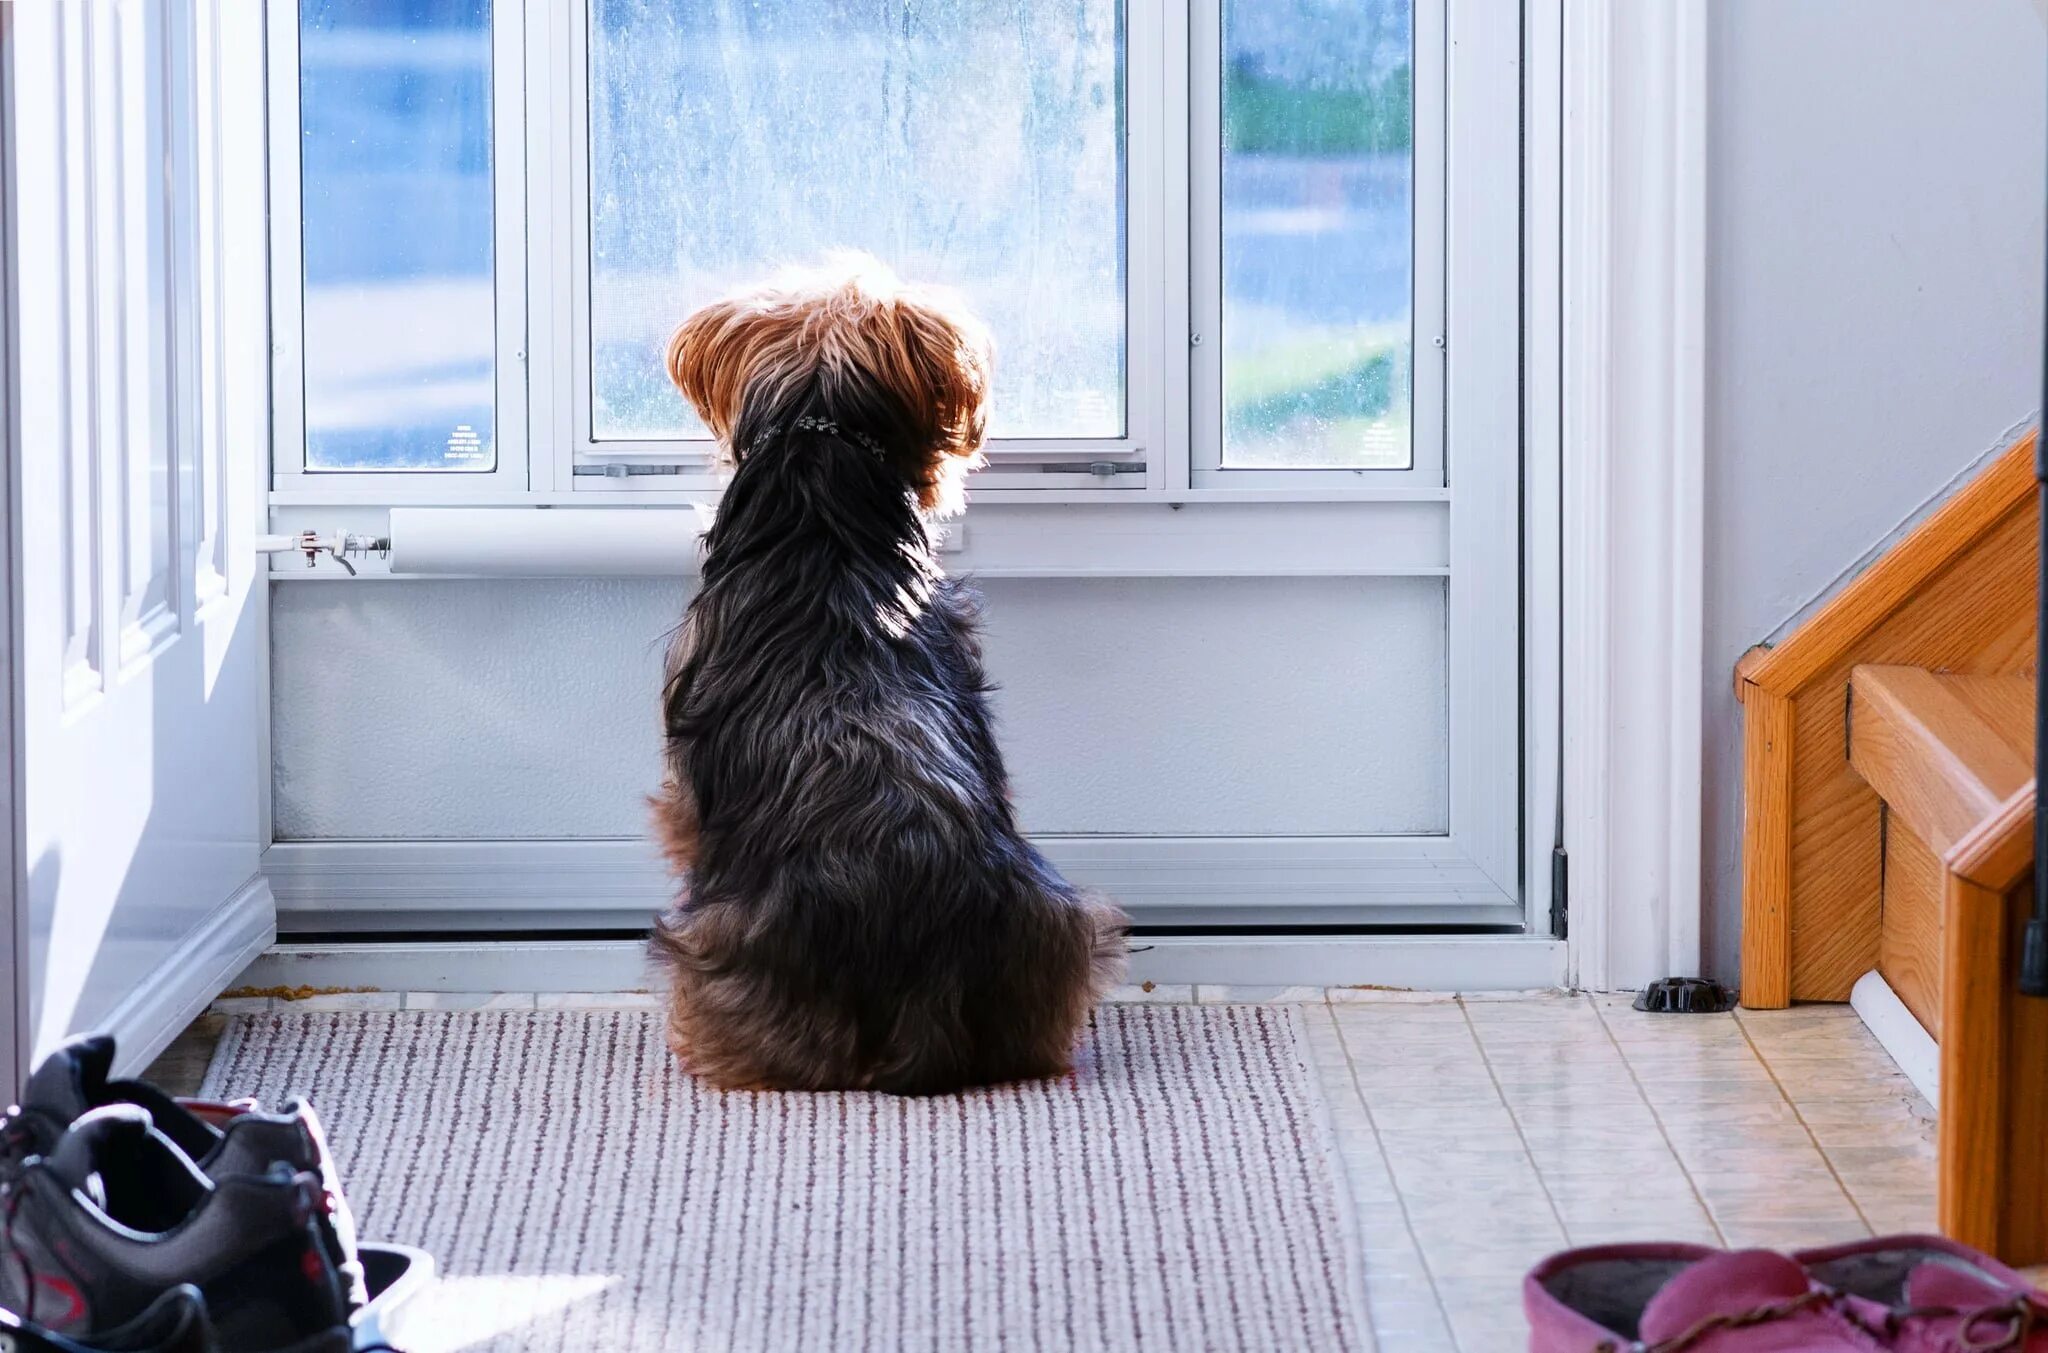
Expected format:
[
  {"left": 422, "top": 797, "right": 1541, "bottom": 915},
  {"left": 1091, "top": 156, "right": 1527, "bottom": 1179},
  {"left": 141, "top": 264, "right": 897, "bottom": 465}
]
[{"left": 648, "top": 257, "right": 1127, "bottom": 1094}]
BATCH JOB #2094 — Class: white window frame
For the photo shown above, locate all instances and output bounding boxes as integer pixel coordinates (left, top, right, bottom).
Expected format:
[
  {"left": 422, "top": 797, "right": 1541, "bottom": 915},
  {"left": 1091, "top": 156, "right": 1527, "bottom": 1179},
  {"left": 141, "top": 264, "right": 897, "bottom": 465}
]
[
  {"left": 267, "top": 0, "right": 530, "bottom": 496},
  {"left": 1187, "top": 0, "right": 1448, "bottom": 492},
  {"left": 266, "top": 0, "right": 1518, "bottom": 508},
  {"left": 544, "top": 0, "right": 1167, "bottom": 496}
]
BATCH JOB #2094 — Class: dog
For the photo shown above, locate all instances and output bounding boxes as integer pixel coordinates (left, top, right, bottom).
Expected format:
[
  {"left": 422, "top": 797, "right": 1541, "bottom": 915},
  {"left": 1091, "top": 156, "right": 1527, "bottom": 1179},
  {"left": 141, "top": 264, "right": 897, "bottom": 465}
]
[{"left": 648, "top": 255, "right": 1127, "bottom": 1094}]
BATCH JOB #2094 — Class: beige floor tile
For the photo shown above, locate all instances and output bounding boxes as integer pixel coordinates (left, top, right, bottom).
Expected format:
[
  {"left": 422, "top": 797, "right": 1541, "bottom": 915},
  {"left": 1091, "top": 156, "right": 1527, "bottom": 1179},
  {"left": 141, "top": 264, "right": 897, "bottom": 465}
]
[
  {"left": 1342, "top": 1027, "right": 1492, "bottom": 1057},
  {"left": 1433, "top": 1276, "right": 1535, "bottom": 1353},
  {"left": 1106, "top": 983, "right": 1195, "bottom": 1003},
  {"left": 1566, "top": 1217, "right": 1725, "bottom": 1247},
  {"left": 273, "top": 992, "right": 403, "bottom": 1012},
  {"left": 1658, "top": 1123, "right": 1820, "bottom": 1161},
  {"left": 1552, "top": 1184, "right": 1714, "bottom": 1228},
  {"left": 1326, "top": 986, "right": 1461, "bottom": 1004},
  {"left": 1517, "top": 1125, "right": 1674, "bottom": 1161},
  {"left": 1855, "top": 1195, "right": 1939, "bottom": 1235},
  {"left": 1823, "top": 1141, "right": 1937, "bottom": 1174},
  {"left": 207, "top": 996, "right": 273, "bottom": 1015},
  {"left": 403, "top": 991, "right": 539, "bottom": 1010},
  {"left": 1316, "top": 989, "right": 1937, "bottom": 1347},
  {"left": 1358, "top": 1058, "right": 1500, "bottom": 1087},
  {"left": 1506, "top": 1096, "right": 1662, "bottom": 1131},
  {"left": 1363, "top": 1083, "right": 1512, "bottom": 1115},
  {"left": 1458, "top": 988, "right": 1581, "bottom": 1004},
  {"left": 1716, "top": 1217, "right": 1874, "bottom": 1251},
  {"left": 1527, "top": 1146, "right": 1698, "bottom": 1184},
  {"left": 1648, "top": 1097, "right": 1805, "bottom": 1135},
  {"left": 1695, "top": 1190, "right": 1867, "bottom": 1232},
  {"left": 1631, "top": 1077, "right": 1797, "bottom": 1109},
  {"left": 1413, "top": 1244, "right": 1552, "bottom": 1286},
  {"left": 534, "top": 991, "right": 662, "bottom": 1010},
  {"left": 1195, "top": 984, "right": 1326, "bottom": 1003},
  {"left": 1495, "top": 1080, "right": 1652, "bottom": 1111}
]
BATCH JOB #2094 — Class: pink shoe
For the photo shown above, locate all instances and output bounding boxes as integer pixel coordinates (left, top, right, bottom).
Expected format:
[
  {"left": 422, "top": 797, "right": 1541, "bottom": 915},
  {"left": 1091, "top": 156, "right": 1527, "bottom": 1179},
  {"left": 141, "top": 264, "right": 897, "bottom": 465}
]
[
  {"left": 1799, "top": 1234, "right": 2048, "bottom": 1351},
  {"left": 1526, "top": 1244, "right": 1888, "bottom": 1351}
]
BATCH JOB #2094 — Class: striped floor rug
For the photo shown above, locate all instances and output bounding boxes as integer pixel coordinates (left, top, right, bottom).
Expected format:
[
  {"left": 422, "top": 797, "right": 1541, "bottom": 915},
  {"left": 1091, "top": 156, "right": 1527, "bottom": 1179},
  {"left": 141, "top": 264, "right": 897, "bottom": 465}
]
[{"left": 204, "top": 1004, "right": 1370, "bottom": 1352}]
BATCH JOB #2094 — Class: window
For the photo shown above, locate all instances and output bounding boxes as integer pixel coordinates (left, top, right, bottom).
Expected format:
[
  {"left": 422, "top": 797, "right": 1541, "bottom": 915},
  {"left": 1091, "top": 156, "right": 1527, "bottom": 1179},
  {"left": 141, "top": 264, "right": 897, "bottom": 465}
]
[
  {"left": 1217, "top": 0, "right": 1413, "bottom": 470},
  {"left": 269, "top": 0, "right": 1510, "bottom": 500},
  {"left": 586, "top": 0, "right": 1127, "bottom": 445},
  {"left": 296, "top": 0, "right": 495, "bottom": 472}
]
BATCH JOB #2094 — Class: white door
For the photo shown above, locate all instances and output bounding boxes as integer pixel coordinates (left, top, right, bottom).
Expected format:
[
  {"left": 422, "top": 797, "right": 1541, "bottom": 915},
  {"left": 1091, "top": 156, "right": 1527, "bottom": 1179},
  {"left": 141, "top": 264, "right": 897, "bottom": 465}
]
[{"left": 7, "top": 1, "right": 273, "bottom": 1078}]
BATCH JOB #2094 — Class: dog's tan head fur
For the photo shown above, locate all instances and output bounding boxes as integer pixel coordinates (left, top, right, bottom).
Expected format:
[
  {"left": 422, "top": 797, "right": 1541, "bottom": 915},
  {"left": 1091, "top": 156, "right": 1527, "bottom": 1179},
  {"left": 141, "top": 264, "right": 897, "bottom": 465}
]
[{"left": 665, "top": 254, "right": 994, "bottom": 515}]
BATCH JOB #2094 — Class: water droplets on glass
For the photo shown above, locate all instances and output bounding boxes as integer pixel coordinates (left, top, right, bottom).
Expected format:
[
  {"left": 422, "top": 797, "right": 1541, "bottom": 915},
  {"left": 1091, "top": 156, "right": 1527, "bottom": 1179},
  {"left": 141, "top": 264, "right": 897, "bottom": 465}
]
[
  {"left": 587, "top": 0, "right": 1127, "bottom": 443},
  {"left": 1221, "top": 0, "right": 1412, "bottom": 469},
  {"left": 299, "top": 0, "right": 496, "bottom": 472}
]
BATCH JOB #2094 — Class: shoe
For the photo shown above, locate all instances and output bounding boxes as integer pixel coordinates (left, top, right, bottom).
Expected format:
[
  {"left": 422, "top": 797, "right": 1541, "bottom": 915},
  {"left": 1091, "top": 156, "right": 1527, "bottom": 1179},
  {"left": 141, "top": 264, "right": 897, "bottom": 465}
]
[
  {"left": 0, "top": 1105, "right": 352, "bottom": 1352},
  {"left": 1799, "top": 1233, "right": 2048, "bottom": 1351},
  {"left": 0, "top": 1283, "right": 216, "bottom": 1353},
  {"left": 354, "top": 1243, "right": 433, "bottom": 1352},
  {"left": 1525, "top": 1243, "right": 1888, "bottom": 1350},
  {"left": 7, "top": 1038, "right": 217, "bottom": 1167},
  {"left": 9, "top": 1036, "right": 367, "bottom": 1313}
]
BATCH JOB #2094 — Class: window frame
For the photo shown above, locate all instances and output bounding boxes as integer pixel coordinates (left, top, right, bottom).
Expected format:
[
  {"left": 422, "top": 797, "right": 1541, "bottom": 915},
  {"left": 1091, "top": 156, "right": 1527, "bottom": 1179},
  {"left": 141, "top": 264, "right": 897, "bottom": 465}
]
[
  {"left": 265, "top": 0, "right": 1511, "bottom": 505},
  {"left": 1187, "top": 0, "right": 1449, "bottom": 492},
  {"left": 266, "top": 0, "right": 531, "bottom": 497},
  {"left": 542, "top": 0, "right": 1166, "bottom": 496}
]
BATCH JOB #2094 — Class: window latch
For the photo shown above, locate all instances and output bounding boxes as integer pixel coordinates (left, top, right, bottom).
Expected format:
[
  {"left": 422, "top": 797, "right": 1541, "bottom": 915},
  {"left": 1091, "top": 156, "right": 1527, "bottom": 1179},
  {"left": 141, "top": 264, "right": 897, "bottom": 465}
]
[{"left": 255, "top": 529, "right": 391, "bottom": 577}]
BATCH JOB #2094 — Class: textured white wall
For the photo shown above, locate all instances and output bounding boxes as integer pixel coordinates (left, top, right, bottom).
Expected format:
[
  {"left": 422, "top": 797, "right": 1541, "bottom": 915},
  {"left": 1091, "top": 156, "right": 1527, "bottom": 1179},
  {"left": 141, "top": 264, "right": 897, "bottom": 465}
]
[
  {"left": 271, "top": 575, "right": 1449, "bottom": 840},
  {"left": 1702, "top": 0, "right": 2046, "bottom": 980}
]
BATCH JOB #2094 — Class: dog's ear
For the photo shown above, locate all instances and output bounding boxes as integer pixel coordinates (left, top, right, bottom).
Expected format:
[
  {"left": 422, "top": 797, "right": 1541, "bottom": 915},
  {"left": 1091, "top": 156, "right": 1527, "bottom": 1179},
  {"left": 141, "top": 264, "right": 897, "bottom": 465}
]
[
  {"left": 884, "top": 292, "right": 993, "bottom": 464},
  {"left": 666, "top": 297, "right": 790, "bottom": 444}
]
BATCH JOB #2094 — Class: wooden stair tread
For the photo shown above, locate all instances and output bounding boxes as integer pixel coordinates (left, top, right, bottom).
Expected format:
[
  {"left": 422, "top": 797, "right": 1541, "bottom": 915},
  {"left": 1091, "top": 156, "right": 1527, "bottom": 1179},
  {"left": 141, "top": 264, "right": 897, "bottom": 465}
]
[
  {"left": 1849, "top": 665, "right": 2034, "bottom": 857},
  {"left": 1939, "top": 673, "right": 2037, "bottom": 764}
]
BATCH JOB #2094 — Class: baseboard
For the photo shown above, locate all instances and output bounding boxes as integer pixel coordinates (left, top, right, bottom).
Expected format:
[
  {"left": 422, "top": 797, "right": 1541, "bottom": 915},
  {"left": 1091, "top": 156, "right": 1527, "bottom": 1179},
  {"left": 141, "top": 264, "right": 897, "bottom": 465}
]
[
  {"left": 1849, "top": 968, "right": 1939, "bottom": 1104},
  {"left": 98, "top": 875, "right": 276, "bottom": 1077},
  {"left": 232, "top": 934, "right": 1568, "bottom": 994},
  {"left": 262, "top": 837, "right": 1528, "bottom": 931}
]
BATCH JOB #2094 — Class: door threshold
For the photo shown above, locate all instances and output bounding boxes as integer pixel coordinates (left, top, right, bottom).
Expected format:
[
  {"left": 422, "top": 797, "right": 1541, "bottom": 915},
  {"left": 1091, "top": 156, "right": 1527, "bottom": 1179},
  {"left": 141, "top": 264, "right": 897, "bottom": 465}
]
[{"left": 235, "top": 933, "right": 1568, "bottom": 997}]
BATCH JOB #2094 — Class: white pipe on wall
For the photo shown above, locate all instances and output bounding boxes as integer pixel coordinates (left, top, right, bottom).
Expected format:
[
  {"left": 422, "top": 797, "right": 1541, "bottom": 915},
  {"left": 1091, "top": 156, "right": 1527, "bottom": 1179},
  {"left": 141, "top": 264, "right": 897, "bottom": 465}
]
[
  {"left": 388, "top": 508, "right": 708, "bottom": 577},
  {"left": 369, "top": 502, "right": 1447, "bottom": 580}
]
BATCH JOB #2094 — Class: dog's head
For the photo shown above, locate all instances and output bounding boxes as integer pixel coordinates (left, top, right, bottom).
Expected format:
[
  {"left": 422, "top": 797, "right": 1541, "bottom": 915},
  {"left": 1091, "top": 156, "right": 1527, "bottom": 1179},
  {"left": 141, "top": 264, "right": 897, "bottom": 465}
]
[{"left": 665, "top": 254, "right": 994, "bottom": 515}]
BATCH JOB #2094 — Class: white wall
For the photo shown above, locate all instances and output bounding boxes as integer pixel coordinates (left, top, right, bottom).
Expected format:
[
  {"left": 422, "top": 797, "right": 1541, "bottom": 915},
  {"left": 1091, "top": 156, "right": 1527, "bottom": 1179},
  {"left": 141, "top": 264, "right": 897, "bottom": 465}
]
[
  {"left": 1702, "top": 0, "right": 2045, "bottom": 980},
  {"left": 272, "top": 576, "right": 1449, "bottom": 842}
]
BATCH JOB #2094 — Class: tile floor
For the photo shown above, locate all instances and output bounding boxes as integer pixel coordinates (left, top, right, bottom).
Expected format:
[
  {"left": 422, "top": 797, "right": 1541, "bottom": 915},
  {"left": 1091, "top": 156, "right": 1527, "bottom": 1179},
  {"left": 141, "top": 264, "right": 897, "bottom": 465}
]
[
  {"left": 162, "top": 986, "right": 1939, "bottom": 1352},
  {"left": 1300, "top": 991, "right": 1936, "bottom": 1352}
]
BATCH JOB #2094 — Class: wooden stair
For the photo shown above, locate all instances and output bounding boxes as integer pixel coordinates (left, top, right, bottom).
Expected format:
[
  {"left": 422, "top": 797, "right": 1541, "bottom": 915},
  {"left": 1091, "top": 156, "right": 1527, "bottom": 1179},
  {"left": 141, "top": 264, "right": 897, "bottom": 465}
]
[
  {"left": 1737, "top": 430, "right": 2044, "bottom": 1263},
  {"left": 1847, "top": 664, "right": 2043, "bottom": 1260},
  {"left": 1851, "top": 666, "right": 2033, "bottom": 1035}
]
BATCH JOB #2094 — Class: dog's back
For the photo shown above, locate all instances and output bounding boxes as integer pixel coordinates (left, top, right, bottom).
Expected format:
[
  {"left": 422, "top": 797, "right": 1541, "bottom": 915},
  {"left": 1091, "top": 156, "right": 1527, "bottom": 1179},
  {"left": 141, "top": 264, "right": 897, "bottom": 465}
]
[{"left": 650, "top": 414, "right": 1124, "bottom": 1093}]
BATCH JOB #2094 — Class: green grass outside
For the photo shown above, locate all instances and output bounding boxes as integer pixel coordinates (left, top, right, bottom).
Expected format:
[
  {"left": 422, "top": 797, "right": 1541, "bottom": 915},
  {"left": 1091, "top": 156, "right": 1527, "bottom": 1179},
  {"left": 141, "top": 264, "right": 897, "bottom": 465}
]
[
  {"left": 1224, "top": 328, "right": 1409, "bottom": 468},
  {"left": 1225, "top": 62, "right": 1412, "bottom": 157}
]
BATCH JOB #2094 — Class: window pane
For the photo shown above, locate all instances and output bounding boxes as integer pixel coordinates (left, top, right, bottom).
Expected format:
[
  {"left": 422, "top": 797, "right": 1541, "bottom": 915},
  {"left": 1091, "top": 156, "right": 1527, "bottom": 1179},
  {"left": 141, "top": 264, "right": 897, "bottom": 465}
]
[
  {"left": 588, "top": 0, "right": 1125, "bottom": 443},
  {"left": 299, "top": 0, "right": 495, "bottom": 472},
  {"left": 1221, "top": 0, "right": 1411, "bottom": 469}
]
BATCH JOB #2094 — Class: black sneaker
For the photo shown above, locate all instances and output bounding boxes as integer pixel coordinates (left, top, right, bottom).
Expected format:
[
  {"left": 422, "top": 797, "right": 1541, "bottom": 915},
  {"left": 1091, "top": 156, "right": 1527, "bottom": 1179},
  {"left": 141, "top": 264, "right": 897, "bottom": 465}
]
[
  {"left": 2, "top": 1284, "right": 216, "bottom": 1353},
  {"left": 9, "top": 1037, "right": 367, "bottom": 1314},
  {"left": 6, "top": 1038, "right": 215, "bottom": 1166},
  {"left": 0, "top": 1106, "right": 352, "bottom": 1352}
]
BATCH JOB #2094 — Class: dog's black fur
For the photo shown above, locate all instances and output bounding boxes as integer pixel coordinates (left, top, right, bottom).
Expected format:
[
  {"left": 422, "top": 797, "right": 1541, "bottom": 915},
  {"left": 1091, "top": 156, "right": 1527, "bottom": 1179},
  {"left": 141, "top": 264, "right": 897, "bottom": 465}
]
[{"left": 649, "top": 265, "right": 1125, "bottom": 1094}]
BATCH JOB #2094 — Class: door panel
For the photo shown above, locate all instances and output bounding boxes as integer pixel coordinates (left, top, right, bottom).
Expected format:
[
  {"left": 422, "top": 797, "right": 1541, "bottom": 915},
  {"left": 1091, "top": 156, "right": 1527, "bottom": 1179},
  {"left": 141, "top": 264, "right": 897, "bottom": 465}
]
[{"left": 9, "top": 1, "right": 273, "bottom": 1072}]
